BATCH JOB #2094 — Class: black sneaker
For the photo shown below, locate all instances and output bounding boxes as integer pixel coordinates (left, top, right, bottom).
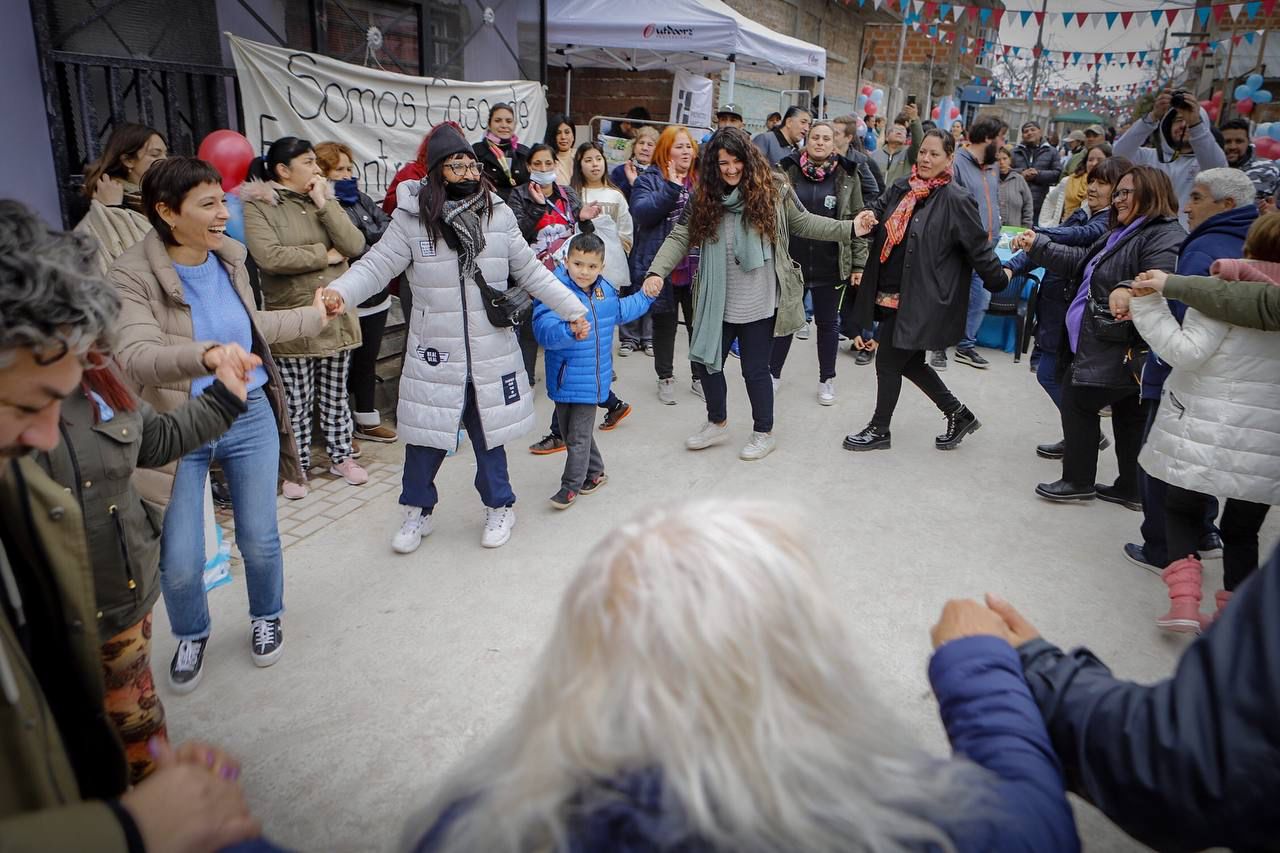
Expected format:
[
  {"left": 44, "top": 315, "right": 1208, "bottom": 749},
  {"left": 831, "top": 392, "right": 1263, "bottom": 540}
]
[
  {"left": 210, "top": 475, "right": 232, "bottom": 508},
  {"left": 1199, "top": 532, "right": 1224, "bottom": 560},
  {"left": 929, "top": 350, "right": 948, "bottom": 370},
  {"left": 936, "top": 405, "right": 981, "bottom": 450},
  {"left": 843, "top": 425, "right": 891, "bottom": 451},
  {"left": 1096, "top": 484, "right": 1142, "bottom": 511},
  {"left": 529, "top": 434, "right": 566, "bottom": 455},
  {"left": 579, "top": 473, "right": 609, "bottom": 495},
  {"left": 600, "top": 402, "right": 632, "bottom": 431},
  {"left": 549, "top": 487, "right": 577, "bottom": 509},
  {"left": 1123, "top": 543, "right": 1162, "bottom": 575},
  {"left": 169, "top": 638, "right": 208, "bottom": 694},
  {"left": 1035, "top": 480, "right": 1097, "bottom": 503},
  {"left": 853, "top": 348, "right": 875, "bottom": 366},
  {"left": 251, "top": 618, "right": 283, "bottom": 667},
  {"left": 953, "top": 347, "right": 990, "bottom": 369}
]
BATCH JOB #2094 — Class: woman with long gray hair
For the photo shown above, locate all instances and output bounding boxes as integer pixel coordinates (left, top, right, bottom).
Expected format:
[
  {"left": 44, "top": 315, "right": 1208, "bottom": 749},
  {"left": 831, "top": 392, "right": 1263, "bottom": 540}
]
[{"left": 404, "top": 500, "right": 1080, "bottom": 852}]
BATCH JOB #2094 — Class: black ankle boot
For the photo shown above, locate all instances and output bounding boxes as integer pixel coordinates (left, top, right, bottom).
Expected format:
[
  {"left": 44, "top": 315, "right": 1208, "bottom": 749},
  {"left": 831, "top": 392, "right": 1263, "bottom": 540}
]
[
  {"left": 936, "top": 405, "right": 981, "bottom": 450},
  {"left": 843, "top": 424, "right": 891, "bottom": 451}
]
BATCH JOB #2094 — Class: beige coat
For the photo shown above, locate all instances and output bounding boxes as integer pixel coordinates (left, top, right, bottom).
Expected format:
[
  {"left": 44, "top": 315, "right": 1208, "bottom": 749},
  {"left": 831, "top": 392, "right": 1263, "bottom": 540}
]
[
  {"left": 74, "top": 199, "right": 152, "bottom": 275},
  {"left": 240, "top": 179, "right": 367, "bottom": 358},
  {"left": 109, "top": 231, "right": 326, "bottom": 502}
]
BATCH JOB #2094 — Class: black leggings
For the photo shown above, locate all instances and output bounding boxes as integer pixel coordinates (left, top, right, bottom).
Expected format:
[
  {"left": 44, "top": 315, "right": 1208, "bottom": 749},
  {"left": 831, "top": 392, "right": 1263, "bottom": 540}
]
[
  {"left": 652, "top": 285, "right": 696, "bottom": 381},
  {"left": 870, "top": 312, "right": 959, "bottom": 429},
  {"left": 770, "top": 284, "right": 841, "bottom": 382},
  {"left": 348, "top": 309, "right": 389, "bottom": 414},
  {"left": 1166, "top": 484, "right": 1271, "bottom": 590},
  {"left": 1060, "top": 381, "right": 1143, "bottom": 493}
]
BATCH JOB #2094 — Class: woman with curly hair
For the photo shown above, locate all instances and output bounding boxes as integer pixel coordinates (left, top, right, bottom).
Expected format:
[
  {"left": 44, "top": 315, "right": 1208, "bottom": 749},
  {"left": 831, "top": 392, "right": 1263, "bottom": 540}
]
[{"left": 642, "top": 128, "right": 866, "bottom": 461}]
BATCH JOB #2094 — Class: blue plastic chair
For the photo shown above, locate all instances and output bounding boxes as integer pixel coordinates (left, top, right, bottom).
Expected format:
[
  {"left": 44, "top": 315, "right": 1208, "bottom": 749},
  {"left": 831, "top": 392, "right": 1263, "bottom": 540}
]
[{"left": 984, "top": 271, "right": 1039, "bottom": 362}]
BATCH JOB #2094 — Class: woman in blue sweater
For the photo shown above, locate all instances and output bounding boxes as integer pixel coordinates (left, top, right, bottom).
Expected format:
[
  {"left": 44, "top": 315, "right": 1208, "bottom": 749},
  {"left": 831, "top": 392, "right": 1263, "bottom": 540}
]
[{"left": 405, "top": 500, "right": 1080, "bottom": 853}]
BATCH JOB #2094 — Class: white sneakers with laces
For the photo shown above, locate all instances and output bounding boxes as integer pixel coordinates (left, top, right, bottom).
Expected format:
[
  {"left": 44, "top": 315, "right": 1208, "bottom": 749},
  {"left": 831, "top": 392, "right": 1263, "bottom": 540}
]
[
  {"left": 482, "top": 506, "right": 516, "bottom": 548},
  {"left": 818, "top": 380, "right": 836, "bottom": 406},
  {"left": 657, "top": 377, "right": 677, "bottom": 405},
  {"left": 739, "top": 431, "right": 777, "bottom": 461},
  {"left": 686, "top": 421, "right": 729, "bottom": 450},
  {"left": 392, "top": 505, "right": 433, "bottom": 554}
]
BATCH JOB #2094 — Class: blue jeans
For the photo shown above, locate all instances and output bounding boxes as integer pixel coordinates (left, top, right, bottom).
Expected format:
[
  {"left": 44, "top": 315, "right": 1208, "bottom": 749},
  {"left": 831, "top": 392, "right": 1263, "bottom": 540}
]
[
  {"left": 401, "top": 383, "right": 516, "bottom": 511},
  {"left": 803, "top": 289, "right": 814, "bottom": 322},
  {"left": 1036, "top": 349, "right": 1063, "bottom": 409},
  {"left": 958, "top": 272, "right": 991, "bottom": 351},
  {"left": 159, "top": 391, "right": 284, "bottom": 640}
]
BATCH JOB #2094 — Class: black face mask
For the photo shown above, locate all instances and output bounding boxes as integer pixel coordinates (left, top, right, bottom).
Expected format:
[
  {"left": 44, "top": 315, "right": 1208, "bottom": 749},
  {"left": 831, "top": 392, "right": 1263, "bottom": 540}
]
[{"left": 447, "top": 180, "right": 481, "bottom": 198}]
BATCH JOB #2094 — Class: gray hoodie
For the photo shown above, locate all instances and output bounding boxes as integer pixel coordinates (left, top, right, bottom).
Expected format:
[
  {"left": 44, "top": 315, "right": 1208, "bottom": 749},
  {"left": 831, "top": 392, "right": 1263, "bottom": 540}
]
[
  {"left": 951, "top": 146, "right": 1002, "bottom": 247},
  {"left": 1113, "top": 106, "right": 1227, "bottom": 229}
]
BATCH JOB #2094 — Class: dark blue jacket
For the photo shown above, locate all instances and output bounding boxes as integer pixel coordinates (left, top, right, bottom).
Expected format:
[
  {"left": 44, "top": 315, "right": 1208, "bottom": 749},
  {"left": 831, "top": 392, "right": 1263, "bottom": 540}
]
[
  {"left": 533, "top": 266, "right": 654, "bottom": 404},
  {"left": 628, "top": 167, "right": 689, "bottom": 313},
  {"left": 1018, "top": 543, "right": 1280, "bottom": 852},
  {"left": 1006, "top": 206, "right": 1110, "bottom": 353},
  {"left": 1141, "top": 204, "right": 1256, "bottom": 399},
  {"left": 413, "top": 636, "right": 1079, "bottom": 853}
]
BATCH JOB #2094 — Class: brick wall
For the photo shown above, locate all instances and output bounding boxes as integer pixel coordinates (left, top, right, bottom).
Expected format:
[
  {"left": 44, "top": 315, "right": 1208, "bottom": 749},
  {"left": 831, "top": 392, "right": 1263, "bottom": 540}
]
[{"left": 546, "top": 67, "right": 674, "bottom": 132}]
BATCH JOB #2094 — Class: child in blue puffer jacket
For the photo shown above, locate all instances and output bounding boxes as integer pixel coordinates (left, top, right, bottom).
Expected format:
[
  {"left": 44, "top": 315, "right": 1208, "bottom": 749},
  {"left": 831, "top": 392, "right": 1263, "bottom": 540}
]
[{"left": 533, "top": 234, "right": 662, "bottom": 508}]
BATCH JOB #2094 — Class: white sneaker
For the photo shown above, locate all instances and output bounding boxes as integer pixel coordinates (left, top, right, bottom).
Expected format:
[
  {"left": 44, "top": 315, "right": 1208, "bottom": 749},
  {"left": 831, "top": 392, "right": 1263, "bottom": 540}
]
[
  {"left": 392, "top": 505, "right": 432, "bottom": 554},
  {"left": 739, "top": 431, "right": 776, "bottom": 461},
  {"left": 657, "top": 377, "right": 677, "bottom": 406},
  {"left": 481, "top": 506, "right": 516, "bottom": 548},
  {"left": 691, "top": 379, "right": 705, "bottom": 401},
  {"left": 818, "top": 380, "right": 836, "bottom": 406},
  {"left": 686, "top": 421, "right": 729, "bottom": 450},
  {"left": 796, "top": 321, "right": 811, "bottom": 340},
  {"left": 772, "top": 376, "right": 781, "bottom": 393}
]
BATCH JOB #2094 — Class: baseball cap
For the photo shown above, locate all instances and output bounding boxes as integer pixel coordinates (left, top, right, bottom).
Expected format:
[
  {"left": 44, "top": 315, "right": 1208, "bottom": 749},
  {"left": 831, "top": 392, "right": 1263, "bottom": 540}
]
[
  {"left": 1066, "top": 130, "right": 1086, "bottom": 142},
  {"left": 716, "top": 103, "right": 744, "bottom": 119},
  {"left": 1085, "top": 124, "right": 1106, "bottom": 136}
]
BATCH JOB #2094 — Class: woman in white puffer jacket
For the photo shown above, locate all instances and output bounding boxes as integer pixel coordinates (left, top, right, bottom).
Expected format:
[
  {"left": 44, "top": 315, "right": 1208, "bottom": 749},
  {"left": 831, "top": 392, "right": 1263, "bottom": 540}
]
[
  {"left": 329, "top": 124, "right": 588, "bottom": 553},
  {"left": 1122, "top": 214, "right": 1280, "bottom": 632}
]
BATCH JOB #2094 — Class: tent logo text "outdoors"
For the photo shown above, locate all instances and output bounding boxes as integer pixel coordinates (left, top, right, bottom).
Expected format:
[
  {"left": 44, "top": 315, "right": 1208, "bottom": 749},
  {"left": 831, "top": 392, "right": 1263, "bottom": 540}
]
[{"left": 643, "top": 23, "right": 695, "bottom": 39}]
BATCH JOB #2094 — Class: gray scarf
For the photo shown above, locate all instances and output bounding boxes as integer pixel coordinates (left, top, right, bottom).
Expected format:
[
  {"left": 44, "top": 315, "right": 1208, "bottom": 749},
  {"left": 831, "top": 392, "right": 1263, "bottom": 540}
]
[{"left": 441, "top": 191, "right": 487, "bottom": 276}]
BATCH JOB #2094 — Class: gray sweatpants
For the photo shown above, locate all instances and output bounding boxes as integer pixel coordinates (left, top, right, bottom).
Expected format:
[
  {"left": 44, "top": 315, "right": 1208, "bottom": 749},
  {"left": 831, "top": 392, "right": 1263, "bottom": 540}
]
[{"left": 554, "top": 402, "right": 605, "bottom": 491}]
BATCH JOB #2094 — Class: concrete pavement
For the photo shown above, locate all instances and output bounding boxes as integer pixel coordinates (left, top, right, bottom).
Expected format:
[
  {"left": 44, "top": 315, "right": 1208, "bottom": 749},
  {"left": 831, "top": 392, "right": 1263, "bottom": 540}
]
[{"left": 159, "top": 334, "right": 1276, "bottom": 852}]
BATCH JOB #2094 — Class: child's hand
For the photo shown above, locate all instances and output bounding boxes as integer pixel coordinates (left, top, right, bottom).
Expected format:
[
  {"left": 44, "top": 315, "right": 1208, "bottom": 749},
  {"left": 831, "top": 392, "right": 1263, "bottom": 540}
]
[
  {"left": 570, "top": 317, "right": 591, "bottom": 340},
  {"left": 641, "top": 277, "right": 663, "bottom": 297}
]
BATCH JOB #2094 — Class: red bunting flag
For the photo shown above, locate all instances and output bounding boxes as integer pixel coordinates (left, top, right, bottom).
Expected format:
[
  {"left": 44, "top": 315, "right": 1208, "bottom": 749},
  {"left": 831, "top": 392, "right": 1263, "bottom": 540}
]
[
  {"left": 966, "top": 5, "right": 979, "bottom": 20},
  {"left": 1120, "top": 11, "right": 1133, "bottom": 27},
  {"left": 1165, "top": 8, "right": 1180, "bottom": 24},
  {"left": 1212, "top": 3, "right": 1229, "bottom": 21},
  {"left": 1034, "top": 11, "right": 1045, "bottom": 25},
  {"left": 1075, "top": 11, "right": 1088, "bottom": 25},
  {"left": 1263, "top": 0, "right": 1277, "bottom": 15},
  {"left": 991, "top": 9, "right": 1004, "bottom": 26}
]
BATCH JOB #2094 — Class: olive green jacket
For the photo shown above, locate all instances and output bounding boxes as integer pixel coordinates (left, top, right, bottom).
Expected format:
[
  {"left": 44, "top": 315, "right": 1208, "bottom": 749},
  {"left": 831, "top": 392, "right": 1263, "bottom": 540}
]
[
  {"left": 646, "top": 176, "right": 856, "bottom": 337},
  {"left": 779, "top": 156, "right": 869, "bottom": 279},
  {"left": 240, "top": 179, "right": 367, "bottom": 358},
  {"left": 36, "top": 382, "right": 243, "bottom": 641},
  {"left": 1, "top": 458, "right": 130, "bottom": 853},
  {"left": 1164, "top": 274, "right": 1280, "bottom": 332}
]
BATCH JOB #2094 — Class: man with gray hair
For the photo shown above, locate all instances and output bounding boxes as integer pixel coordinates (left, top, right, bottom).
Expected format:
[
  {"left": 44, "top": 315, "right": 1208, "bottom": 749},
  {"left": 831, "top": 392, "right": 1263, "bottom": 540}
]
[
  {"left": 0, "top": 201, "right": 259, "bottom": 851},
  {"left": 1123, "top": 168, "right": 1258, "bottom": 574}
]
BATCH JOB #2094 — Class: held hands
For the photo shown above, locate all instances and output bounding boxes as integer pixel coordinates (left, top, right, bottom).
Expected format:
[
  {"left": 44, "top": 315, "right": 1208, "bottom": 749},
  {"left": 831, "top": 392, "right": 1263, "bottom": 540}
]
[
  {"left": 1134, "top": 268, "right": 1168, "bottom": 294},
  {"left": 1021, "top": 168, "right": 1039, "bottom": 182},
  {"left": 93, "top": 174, "right": 125, "bottom": 206},
  {"left": 1010, "top": 229, "right": 1036, "bottom": 252},
  {"left": 317, "top": 287, "right": 346, "bottom": 318},
  {"left": 853, "top": 210, "right": 878, "bottom": 237},
  {"left": 307, "top": 177, "right": 329, "bottom": 209},
  {"left": 852, "top": 335, "right": 877, "bottom": 352},
  {"left": 203, "top": 343, "right": 262, "bottom": 380},
  {"left": 641, "top": 276, "right": 664, "bottom": 298},
  {"left": 1109, "top": 287, "right": 1134, "bottom": 320},
  {"left": 930, "top": 594, "right": 1041, "bottom": 650},
  {"left": 569, "top": 316, "right": 591, "bottom": 340}
]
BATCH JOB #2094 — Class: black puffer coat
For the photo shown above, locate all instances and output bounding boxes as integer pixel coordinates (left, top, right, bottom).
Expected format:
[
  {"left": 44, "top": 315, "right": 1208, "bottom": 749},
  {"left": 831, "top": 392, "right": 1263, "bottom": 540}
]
[
  {"left": 1027, "top": 215, "right": 1183, "bottom": 389},
  {"left": 851, "top": 177, "right": 1007, "bottom": 351},
  {"left": 473, "top": 138, "right": 530, "bottom": 203}
]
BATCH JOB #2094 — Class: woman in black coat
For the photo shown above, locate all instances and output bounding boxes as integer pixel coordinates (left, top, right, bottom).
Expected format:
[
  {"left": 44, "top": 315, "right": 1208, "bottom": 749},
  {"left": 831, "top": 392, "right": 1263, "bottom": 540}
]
[
  {"left": 317, "top": 141, "right": 397, "bottom": 442},
  {"left": 1014, "top": 164, "right": 1183, "bottom": 506},
  {"left": 844, "top": 129, "right": 1008, "bottom": 453},
  {"left": 473, "top": 102, "right": 530, "bottom": 203}
]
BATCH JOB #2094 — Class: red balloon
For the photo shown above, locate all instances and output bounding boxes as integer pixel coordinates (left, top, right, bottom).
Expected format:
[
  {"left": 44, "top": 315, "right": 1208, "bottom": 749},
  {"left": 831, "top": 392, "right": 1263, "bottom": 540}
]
[
  {"left": 864, "top": 102, "right": 879, "bottom": 116},
  {"left": 197, "top": 130, "right": 255, "bottom": 192},
  {"left": 932, "top": 106, "right": 942, "bottom": 120},
  {"left": 949, "top": 106, "right": 961, "bottom": 119},
  {"left": 1238, "top": 97, "right": 1256, "bottom": 115},
  {"left": 861, "top": 85, "right": 874, "bottom": 96},
  {"left": 1211, "top": 90, "right": 1224, "bottom": 102},
  {"left": 1256, "top": 137, "right": 1280, "bottom": 158}
]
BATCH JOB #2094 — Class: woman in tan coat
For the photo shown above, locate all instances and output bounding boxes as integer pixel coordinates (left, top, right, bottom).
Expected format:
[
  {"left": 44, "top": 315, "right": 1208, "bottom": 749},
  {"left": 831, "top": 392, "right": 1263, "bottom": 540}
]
[
  {"left": 111, "top": 156, "right": 334, "bottom": 692},
  {"left": 241, "top": 136, "right": 368, "bottom": 498}
]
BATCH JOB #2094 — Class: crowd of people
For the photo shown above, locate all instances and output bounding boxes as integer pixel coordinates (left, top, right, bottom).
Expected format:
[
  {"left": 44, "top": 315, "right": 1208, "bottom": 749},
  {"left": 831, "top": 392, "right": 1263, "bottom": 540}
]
[{"left": 2, "top": 76, "right": 1280, "bottom": 851}]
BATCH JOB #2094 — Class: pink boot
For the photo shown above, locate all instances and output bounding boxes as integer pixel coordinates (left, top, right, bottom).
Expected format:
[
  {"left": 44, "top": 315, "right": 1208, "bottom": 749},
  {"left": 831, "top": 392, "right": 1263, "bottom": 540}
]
[{"left": 1156, "top": 557, "right": 1203, "bottom": 633}]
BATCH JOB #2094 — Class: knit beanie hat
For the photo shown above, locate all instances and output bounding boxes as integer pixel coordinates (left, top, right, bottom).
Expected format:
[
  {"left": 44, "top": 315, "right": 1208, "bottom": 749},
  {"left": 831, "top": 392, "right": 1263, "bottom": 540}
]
[{"left": 426, "top": 124, "right": 473, "bottom": 171}]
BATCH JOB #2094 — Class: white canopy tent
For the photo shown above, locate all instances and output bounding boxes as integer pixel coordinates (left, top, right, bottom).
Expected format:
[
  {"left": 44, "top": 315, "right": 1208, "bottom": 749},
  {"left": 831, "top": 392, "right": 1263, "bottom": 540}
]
[{"left": 539, "top": 0, "right": 828, "bottom": 114}]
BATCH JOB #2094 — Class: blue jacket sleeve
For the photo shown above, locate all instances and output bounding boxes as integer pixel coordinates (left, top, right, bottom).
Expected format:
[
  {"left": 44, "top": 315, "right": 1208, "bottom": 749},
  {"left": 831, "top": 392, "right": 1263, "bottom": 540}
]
[
  {"left": 1036, "top": 214, "right": 1109, "bottom": 248},
  {"left": 1017, "top": 548, "right": 1280, "bottom": 853},
  {"left": 617, "top": 290, "right": 656, "bottom": 326},
  {"left": 1004, "top": 251, "right": 1033, "bottom": 274},
  {"left": 930, "top": 636, "right": 1080, "bottom": 853},
  {"left": 531, "top": 300, "right": 576, "bottom": 350},
  {"left": 629, "top": 171, "right": 681, "bottom": 228}
]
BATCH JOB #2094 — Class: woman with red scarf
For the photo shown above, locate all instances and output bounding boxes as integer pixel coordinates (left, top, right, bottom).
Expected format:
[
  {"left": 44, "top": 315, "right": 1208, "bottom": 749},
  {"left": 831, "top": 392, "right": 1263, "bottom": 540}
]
[
  {"left": 473, "top": 103, "right": 529, "bottom": 203},
  {"left": 844, "top": 129, "right": 1009, "bottom": 453}
]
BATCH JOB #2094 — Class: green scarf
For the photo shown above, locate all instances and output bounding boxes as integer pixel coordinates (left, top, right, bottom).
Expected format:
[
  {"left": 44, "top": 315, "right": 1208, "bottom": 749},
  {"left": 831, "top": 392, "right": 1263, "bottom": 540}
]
[{"left": 690, "top": 188, "right": 773, "bottom": 373}]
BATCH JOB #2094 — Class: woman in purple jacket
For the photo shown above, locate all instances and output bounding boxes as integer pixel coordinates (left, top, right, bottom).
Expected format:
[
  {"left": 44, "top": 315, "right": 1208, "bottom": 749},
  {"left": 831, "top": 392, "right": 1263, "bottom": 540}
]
[{"left": 405, "top": 501, "right": 1080, "bottom": 853}]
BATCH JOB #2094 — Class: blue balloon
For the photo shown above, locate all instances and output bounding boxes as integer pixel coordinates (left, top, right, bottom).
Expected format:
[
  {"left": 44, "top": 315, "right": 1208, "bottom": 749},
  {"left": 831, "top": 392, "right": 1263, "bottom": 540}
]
[
  {"left": 856, "top": 94, "right": 869, "bottom": 109},
  {"left": 1253, "top": 89, "right": 1273, "bottom": 104},
  {"left": 223, "top": 193, "right": 246, "bottom": 244},
  {"left": 1235, "top": 84, "right": 1253, "bottom": 100},
  {"left": 1247, "top": 73, "right": 1265, "bottom": 91},
  {"left": 1269, "top": 123, "right": 1280, "bottom": 141},
  {"left": 871, "top": 88, "right": 885, "bottom": 103}
]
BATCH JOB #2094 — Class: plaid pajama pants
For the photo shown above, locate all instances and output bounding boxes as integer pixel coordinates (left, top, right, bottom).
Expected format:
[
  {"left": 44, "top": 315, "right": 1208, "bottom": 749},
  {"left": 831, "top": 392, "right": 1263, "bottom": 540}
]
[{"left": 276, "top": 354, "right": 354, "bottom": 470}]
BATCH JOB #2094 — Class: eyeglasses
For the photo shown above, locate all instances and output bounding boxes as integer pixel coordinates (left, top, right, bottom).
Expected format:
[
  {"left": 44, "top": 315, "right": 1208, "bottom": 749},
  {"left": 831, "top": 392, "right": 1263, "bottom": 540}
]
[
  {"left": 1113, "top": 188, "right": 1134, "bottom": 200},
  {"left": 445, "top": 162, "right": 482, "bottom": 176}
]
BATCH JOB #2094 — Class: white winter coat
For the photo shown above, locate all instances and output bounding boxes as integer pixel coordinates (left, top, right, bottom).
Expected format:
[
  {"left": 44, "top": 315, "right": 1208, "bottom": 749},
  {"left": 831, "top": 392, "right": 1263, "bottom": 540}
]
[
  {"left": 1132, "top": 293, "right": 1280, "bottom": 505},
  {"left": 329, "top": 184, "right": 587, "bottom": 451}
]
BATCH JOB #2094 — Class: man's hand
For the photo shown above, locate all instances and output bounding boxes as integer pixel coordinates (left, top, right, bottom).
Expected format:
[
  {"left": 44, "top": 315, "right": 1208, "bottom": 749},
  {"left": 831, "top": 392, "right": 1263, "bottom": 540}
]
[
  {"left": 902, "top": 103, "right": 918, "bottom": 123},
  {"left": 1109, "top": 287, "right": 1134, "bottom": 320},
  {"left": 1171, "top": 90, "right": 1201, "bottom": 127},
  {"left": 326, "top": 247, "right": 345, "bottom": 266},
  {"left": 1149, "top": 89, "right": 1173, "bottom": 123},
  {"left": 641, "top": 277, "right": 663, "bottom": 298},
  {"left": 1021, "top": 167, "right": 1039, "bottom": 182},
  {"left": 984, "top": 593, "right": 1041, "bottom": 647},
  {"left": 1134, "top": 268, "right": 1169, "bottom": 293},
  {"left": 853, "top": 210, "right": 878, "bottom": 237},
  {"left": 850, "top": 272, "right": 863, "bottom": 287},
  {"left": 1010, "top": 229, "right": 1036, "bottom": 252},
  {"left": 852, "top": 335, "right": 877, "bottom": 352},
  {"left": 307, "top": 177, "right": 329, "bottom": 210},
  {"left": 569, "top": 317, "right": 591, "bottom": 340},
  {"left": 93, "top": 174, "right": 125, "bottom": 206},
  {"left": 930, "top": 599, "right": 1015, "bottom": 649}
]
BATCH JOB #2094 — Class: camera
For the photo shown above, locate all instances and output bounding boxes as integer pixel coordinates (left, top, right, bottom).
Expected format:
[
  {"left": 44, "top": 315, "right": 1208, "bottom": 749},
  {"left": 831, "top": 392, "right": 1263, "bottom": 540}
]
[{"left": 1170, "top": 91, "right": 1193, "bottom": 110}]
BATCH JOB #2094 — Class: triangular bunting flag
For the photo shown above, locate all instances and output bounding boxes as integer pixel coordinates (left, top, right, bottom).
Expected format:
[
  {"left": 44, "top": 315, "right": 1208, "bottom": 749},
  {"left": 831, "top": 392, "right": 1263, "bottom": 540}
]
[
  {"left": 1072, "top": 51, "right": 1082, "bottom": 63},
  {"left": 966, "top": 4, "right": 979, "bottom": 19},
  {"left": 951, "top": 4, "right": 964, "bottom": 22},
  {"left": 1034, "top": 11, "right": 1045, "bottom": 25},
  {"left": 992, "top": 9, "right": 1004, "bottom": 26},
  {"left": 1166, "top": 8, "right": 1180, "bottom": 25},
  {"left": 979, "top": 7, "right": 991, "bottom": 24},
  {"left": 1246, "top": 0, "right": 1261, "bottom": 16},
  {"left": 1150, "top": 9, "right": 1163, "bottom": 25},
  {"left": 1264, "top": 0, "right": 1278, "bottom": 15},
  {"left": 900, "top": 0, "right": 910, "bottom": 13},
  {"left": 1019, "top": 9, "right": 1032, "bottom": 24},
  {"left": 1244, "top": 31, "right": 1257, "bottom": 43},
  {"left": 1197, "top": 6, "right": 1212, "bottom": 26},
  {"left": 1121, "top": 11, "right": 1133, "bottom": 27},
  {"left": 1212, "top": 4, "right": 1229, "bottom": 22},
  {"left": 1105, "top": 11, "right": 1118, "bottom": 28},
  {"left": 1094, "top": 52, "right": 1103, "bottom": 63},
  {"left": 1229, "top": 3, "right": 1243, "bottom": 19},
  {"left": 1076, "top": 11, "right": 1088, "bottom": 26},
  {"left": 1062, "top": 11, "right": 1074, "bottom": 26}
]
